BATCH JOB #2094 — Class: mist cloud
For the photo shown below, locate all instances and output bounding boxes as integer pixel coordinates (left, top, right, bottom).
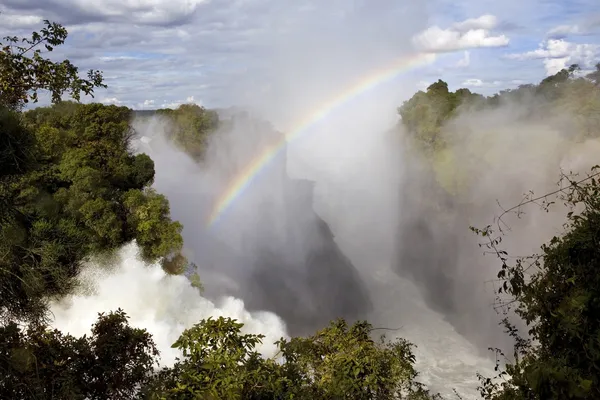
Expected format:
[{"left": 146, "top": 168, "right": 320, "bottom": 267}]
[{"left": 50, "top": 242, "right": 288, "bottom": 366}]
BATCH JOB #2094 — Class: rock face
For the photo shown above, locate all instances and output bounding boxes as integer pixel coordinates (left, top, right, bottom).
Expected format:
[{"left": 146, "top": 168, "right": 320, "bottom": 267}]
[
  {"left": 245, "top": 180, "right": 373, "bottom": 335},
  {"left": 393, "top": 161, "right": 460, "bottom": 319},
  {"left": 391, "top": 150, "right": 514, "bottom": 355},
  {"left": 198, "top": 176, "right": 373, "bottom": 336}
]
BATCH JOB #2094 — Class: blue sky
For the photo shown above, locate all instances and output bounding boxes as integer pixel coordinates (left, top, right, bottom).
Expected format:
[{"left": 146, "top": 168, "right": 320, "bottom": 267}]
[{"left": 0, "top": 0, "right": 599, "bottom": 111}]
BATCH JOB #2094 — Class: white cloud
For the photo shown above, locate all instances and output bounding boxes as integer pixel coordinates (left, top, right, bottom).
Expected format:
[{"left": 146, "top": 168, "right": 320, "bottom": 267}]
[
  {"left": 452, "top": 15, "right": 498, "bottom": 32},
  {"left": 2, "top": 1, "right": 597, "bottom": 109},
  {"left": 412, "top": 15, "right": 509, "bottom": 53},
  {"left": 100, "top": 97, "right": 124, "bottom": 105},
  {"left": 547, "top": 25, "right": 582, "bottom": 38},
  {"left": 462, "top": 78, "right": 483, "bottom": 87},
  {"left": 99, "top": 55, "right": 144, "bottom": 62},
  {"left": 506, "top": 39, "right": 600, "bottom": 75},
  {"left": 1, "top": 1, "right": 432, "bottom": 110},
  {"left": 0, "top": 12, "right": 42, "bottom": 28},
  {"left": 461, "top": 78, "right": 501, "bottom": 87},
  {"left": 158, "top": 95, "right": 201, "bottom": 109}
]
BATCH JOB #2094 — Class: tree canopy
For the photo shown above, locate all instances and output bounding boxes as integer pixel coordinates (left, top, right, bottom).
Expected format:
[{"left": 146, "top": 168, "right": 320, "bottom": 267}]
[
  {"left": 0, "top": 309, "right": 158, "bottom": 399},
  {"left": 147, "top": 317, "right": 438, "bottom": 400}
]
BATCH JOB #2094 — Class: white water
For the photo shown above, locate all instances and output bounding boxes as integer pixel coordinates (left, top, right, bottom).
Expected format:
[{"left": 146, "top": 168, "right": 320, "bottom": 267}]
[
  {"left": 50, "top": 242, "right": 287, "bottom": 366},
  {"left": 337, "top": 238, "right": 494, "bottom": 398},
  {"left": 49, "top": 239, "right": 493, "bottom": 399}
]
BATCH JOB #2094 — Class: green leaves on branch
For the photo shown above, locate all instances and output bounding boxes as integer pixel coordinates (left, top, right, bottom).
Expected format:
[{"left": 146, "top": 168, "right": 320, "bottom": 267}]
[
  {"left": 0, "top": 20, "right": 105, "bottom": 110},
  {"left": 0, "top": 309, "right": 159, "bottom": 399},
  {"left": 0, "top": 103, "right": 185, "bottom": 323},
  {"left": 149, "top": 317, "right": 439, "bottom": 400},
  {"left": 472, "top": 169, "right": 600, "bottom": 399},
  {"left": 123, "top": 188, "right": 184, "bottom": 269}
]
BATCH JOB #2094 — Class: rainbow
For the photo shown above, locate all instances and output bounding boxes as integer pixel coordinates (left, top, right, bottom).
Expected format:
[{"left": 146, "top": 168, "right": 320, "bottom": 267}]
[{"left": 207, "top": 52, "right": 436, "bottom": 227}]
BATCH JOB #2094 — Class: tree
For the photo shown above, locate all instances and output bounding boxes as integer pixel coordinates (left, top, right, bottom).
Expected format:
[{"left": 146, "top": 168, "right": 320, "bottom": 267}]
[
  {"left": 148, "top": 317, "right": 439, "bottom": 400},
  {"left": 0, "top": 20, "right": 105, "bottom": 110},
  {"left": 473, "top": 167, "right": 600, "bottom": 399},
  {"left": 151, "top": 104, "right": 219, "bottom": 161},
  {"left": 0, "top": 309, "right": 159, "bottom": 400},
  {"left": 397, "top": 80, "right": 483, "bottom": 152},
  {"left": 0, "top": 103, "right": 185, "bottom": 323}
]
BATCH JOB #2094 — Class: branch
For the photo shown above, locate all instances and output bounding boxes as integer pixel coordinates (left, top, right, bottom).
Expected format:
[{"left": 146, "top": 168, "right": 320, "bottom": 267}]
[{"left": 494, "top": 169, "right": 600, "bottom": 232}]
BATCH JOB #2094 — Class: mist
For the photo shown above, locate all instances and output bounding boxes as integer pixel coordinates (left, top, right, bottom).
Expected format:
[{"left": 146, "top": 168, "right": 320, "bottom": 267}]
[
  {"left": 44, "top": 2, "right": 600, "bottom": 399},
  {"left": 50, "top": 242, "right": 288, "bottom": 367},
  {"left": 393, "top": 101, "right": 600, "bottom": 354}
]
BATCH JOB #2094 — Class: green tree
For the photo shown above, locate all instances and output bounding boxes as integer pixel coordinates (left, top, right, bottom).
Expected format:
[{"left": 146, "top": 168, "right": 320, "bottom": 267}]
[
  {"left": 153, "top": 104, "right": 219, "bottom": 161},
  {"left": 0, "top": 103, "right": 185, "bottom": 323},
  {"left": 398, "top": 80, "right": 483, "bottom": 152},
  {"left": 473, "top": 168, "right": 600, "bottom": 399},
  {"left": 148, "top": 317, "right": 439, "bottom": 400},
  {"left": 0, "top": 20, "right": 105, "bottom": 110},
  {"left": 0, "top": 309, "right": 159, "bottom": 399}
]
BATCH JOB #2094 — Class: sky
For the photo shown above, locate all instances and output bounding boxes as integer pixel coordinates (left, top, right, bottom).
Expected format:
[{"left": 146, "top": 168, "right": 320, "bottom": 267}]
[{"left": 1, "top": 0, "right": 599, "bottom": 111}]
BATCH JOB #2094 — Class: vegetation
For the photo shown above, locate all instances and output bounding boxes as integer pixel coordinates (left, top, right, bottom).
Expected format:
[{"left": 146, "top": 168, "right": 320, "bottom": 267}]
[
  {"left": 397, "top": 62, "right": 600, "bottom": 400},
  {"left": 398, "top": 64, "right": 600, "bottom": 153},
  {"left": 0, "top": 26, "right": 185, "bottom": 323},
  {"left": 0, "top": 20, "right": 105, "bottom": 111},
  {"left": 2, "top": 18, "right": 600, "bottom": 400},
  {"left": 0, "top": 309, "right": 158, "bottom": 399},
  {"left": 152, "top": 105, "right": 220, "bottom": 160},
  {"left": 468, "top": 169, "right": 600, "bottom": 400},
  {"left": 398, "top": 79, "right": 485, "bottom": 152},
  {"left": 147, "top": 317, "right": 437, "bottom": 400},
  {"left": 397, "top": 63, "right": 600, "bottom": 195}
]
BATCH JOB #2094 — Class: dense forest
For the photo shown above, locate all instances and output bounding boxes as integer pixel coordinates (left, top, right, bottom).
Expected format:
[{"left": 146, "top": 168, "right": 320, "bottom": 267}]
[{"left": 2, "top": 19, "right": 600, "bottom": 399}]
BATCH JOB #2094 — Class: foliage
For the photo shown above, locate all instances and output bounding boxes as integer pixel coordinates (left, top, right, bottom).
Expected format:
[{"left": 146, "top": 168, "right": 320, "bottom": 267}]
[
  {"left": 0, "top": 20, "right": 105, "bottom": 110},
  {"left": 153, "top": 104, "right": 220, "bottom": 160},
  {"left": 0, "top": 309, "right": 159, "bottom": 399},
  {"left": 0, "top": 102, "right": 184, "bottom": 322},
  {"left": 398, "top": 63, "right": 600, "bottom": 199},
  {"left": 472, "top": 168, "right": 600, "bottom": 399},
  {"left": 398, "top": 64, "right": 597, "bottom": 153},
  {"left": 398, "top": 80, "right": 483, "bottom": 152},
  {"left": 147, "top": 317, "right": 439, "bottom": 400}
]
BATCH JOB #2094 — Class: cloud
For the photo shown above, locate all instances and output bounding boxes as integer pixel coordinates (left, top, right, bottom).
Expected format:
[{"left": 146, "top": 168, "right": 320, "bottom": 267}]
[
  {"left": 1, "top": 1, "right": 598, "bottom": 109},
  {"left": 452, "top": 14, "right": 498, "bottom": 32},
  {"left": 547, "top": 25, "right": 582, "bottom": 38},
  {"left": 0, "top": 1, "right": 431, "bottom": 110},
  {"left": 461, "top": 78, "right": 501, "bottom": 87},
  {"left": 154, "top": 95, "right": 202, "bottom": 110},
  {"left": 506, "top": 39, "right": 600, "bottom": 75},
  {"left": 0, "top": 11, "right": 42, "bottom": 28},
  {"left": 412, "top": 15, "right": 509, "bottom": 53},
  {"left": 1, "top": 0, "right": 209, "bottom": 26},
  {"left": 100, "top": 97, "right": 124, "bottom": 105}
]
